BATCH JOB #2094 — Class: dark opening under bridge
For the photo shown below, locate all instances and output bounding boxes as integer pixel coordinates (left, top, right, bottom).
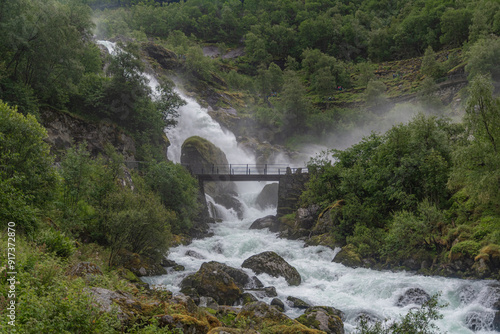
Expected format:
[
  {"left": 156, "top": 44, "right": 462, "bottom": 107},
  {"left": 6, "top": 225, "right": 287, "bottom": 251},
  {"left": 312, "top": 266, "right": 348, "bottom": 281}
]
[{"left": 185, "top": 164, "right": 308, "bottom": 182}]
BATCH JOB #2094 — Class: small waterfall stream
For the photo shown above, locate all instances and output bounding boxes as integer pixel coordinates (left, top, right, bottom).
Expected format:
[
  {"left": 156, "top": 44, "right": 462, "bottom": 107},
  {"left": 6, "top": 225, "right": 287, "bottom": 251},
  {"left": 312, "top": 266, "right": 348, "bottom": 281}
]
[{"left": 98, "top": 40, "right": 500, "bottom": 333}]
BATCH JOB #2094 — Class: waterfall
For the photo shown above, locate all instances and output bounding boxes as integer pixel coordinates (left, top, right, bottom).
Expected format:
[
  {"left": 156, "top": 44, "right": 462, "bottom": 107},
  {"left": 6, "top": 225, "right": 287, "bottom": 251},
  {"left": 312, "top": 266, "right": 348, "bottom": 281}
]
[{"left": 98, "top": 40, "right": 500, "bottom": 334}]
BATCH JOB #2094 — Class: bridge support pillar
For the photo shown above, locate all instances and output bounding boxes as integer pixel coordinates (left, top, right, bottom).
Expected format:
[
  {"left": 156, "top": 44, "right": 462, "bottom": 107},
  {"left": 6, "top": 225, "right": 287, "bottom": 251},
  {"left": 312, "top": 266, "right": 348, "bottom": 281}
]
[{"left": 277, "top": 168, "right": 309, "bottom": 218}]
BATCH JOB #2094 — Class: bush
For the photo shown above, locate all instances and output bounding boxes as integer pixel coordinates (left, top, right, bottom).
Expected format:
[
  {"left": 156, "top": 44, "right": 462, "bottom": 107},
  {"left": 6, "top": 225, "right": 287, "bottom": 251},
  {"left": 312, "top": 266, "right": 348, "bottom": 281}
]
[
  {"left": 37, "top": 229, "right": 75, "bottom": 258},
  {"left": 450, "top": 240, "right": 481, "bottom": 259}
]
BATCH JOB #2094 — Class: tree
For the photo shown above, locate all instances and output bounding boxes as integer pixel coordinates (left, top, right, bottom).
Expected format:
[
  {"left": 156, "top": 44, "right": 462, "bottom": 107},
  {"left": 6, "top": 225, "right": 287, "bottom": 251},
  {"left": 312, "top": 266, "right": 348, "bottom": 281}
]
[
  {"left": 421, "top": 46, "right": 441, "bottom": 79},
  {"left": 0, "top": 101, "right": 56, "bottom": 233},
  {"left": 278, "top": 71, "right": 311, "bottom": 133},
  {"left": 465, "top": 36, "right": 500, "bottom": 80},
  {"left": 440, "top": 8, "right": 472, "bottom": 47}
]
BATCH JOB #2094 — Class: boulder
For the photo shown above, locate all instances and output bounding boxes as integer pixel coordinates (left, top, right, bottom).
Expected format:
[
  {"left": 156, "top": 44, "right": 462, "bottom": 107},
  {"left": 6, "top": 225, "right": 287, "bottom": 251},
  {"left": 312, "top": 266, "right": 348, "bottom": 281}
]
[
  {"left": 296, "top": 306, "right": 345, "bottom": 334},
  {"left": 240, "top": 292, "right": 258, "bottom": 305},
  {"left": 332, "top": 245, "right": 363, "bottom": 268},
  {"left": 185, "top": 250, "right": 206, "bottom": 259},
  {"left": 396, "top": 288, "right": 430, "bottom": 307},
  {"left": 271, "top": 298, "right": 285, "bottom": 312},
  {"left": 235, "top": 302, "right": 325, "bottom": 334},
  {"left": 255, "top": 183, "right": 279, "bottom": 209},
  {"left": 86, "top": 287, "right": 161, "bottom": 322},
  {"left": 199, "top": 296, "right": 219, "bottom": 311},
  {"left": 246, "top": 286, "right": 278, "bottom": 298},
  {"left": 157, "top": 314, "right": 211, "bottom": 333},
  {"left": 464, "top": 311, "right": 495, "bottom": 332},
  {"left": 312, "top": 200, "right": 344, "bottom": 236},
  {"left": 494, "top": 311, "right": 500, "bottom": 331},
  {"left": 207, "top": 328, "right": 259, "bottom": 334},
  {"left": 66, "top": 262, "right": 103, "bottom": 279},
  {"left": 117, "top": 250, "right": 167, "bottom": 277},
  {"left": 249, "top": 215, "right": 280, "bottom": 232},
  {"left": 180, "top": 261, "right": 244, "bottom": 305},
  {"left": 242, "top": 251, "right": 301, "bottom": 286},
  {"left": 286, "top": 296, "right": 311, "bottom": 309},
  {"left": 181, "top": 136, "right": 242, "bottom": 218},
  {"left": 279, "top": 204, "right": 321, "bottom": 240}
]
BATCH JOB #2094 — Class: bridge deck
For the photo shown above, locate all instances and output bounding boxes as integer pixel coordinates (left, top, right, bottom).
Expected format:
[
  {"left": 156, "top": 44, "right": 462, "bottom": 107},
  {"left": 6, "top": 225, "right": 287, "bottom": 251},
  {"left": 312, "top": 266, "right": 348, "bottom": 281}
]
[{"left": 197, "top": 174, "right": 283, "bottom": 182}]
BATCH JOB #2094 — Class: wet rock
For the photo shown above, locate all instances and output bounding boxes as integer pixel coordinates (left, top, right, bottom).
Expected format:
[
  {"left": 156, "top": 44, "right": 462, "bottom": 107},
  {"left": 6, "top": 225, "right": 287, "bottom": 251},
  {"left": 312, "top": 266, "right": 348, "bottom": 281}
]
[
  {"left": 180, "top": 261, "right": 243, "bottom": 305},
  {"left": 286, "top": 296, "right": 311, "bottom": 309},
  {"left": 242, "top": 251, "right": 301, "bottom": 286},
  {"left": 465, "top": 311, "right": 495, "bottom": 332},
  {"left": 246, "top": 286, "right": 278, "bottom": 298},
  {"left": 240, "top": 292, "right": 258, "bottom": 305},
  {"left": 352, "top": 311, "right": 381, "bottom": 326},
  {"left": 494, "top": 311, "right": 500, "bottom": 331},
  {"left": 199, "top": 296, "right": 219, "bottom": 311},
  {"left": 249, "top": 215, "right": 280, "bottom": 233},
  {"left": 271, "top": 298, "right": 285, "bottom": 312},
  {"left": 185, "top": 250, "right": 206, "bottom": 259},
  {"left": 279, "top": 205, "right": 321, "bottom": 239},
  {"left": 143, "top": 42, "right": 179, "bottom": 70},
  {"left": 255, "top": 183, "right": 279, "bottom": 209},
  {"left": 296, "top": 306, "right": 345, "bottom": 334},
  {"left": 313, "top": 200, "right": 344, "bottom": 236},
  {"left": 332, "top": 244, "right": 363, "bottom": 268},
  {"left": 161, "top": 258, "right": 178, "bottom": 267},
  {"left": 157, "top": 313, "right": 211, "bottom": 333},
  {"left": 458, "top": 285, "right": 478, "bottom": 305},
  {"left": 396, "top": 288, "right": 430, "bottom": 307},
  {"left": 248, "top": 276, "right": 264, "bottom": 289}
]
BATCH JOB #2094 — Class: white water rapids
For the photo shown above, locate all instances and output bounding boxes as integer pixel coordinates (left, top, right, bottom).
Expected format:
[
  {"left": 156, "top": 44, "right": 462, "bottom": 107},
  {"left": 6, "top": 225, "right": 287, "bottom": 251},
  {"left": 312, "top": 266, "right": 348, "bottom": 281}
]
[{"left": 98, "top": 40, "right": 500, "bottom": 333}]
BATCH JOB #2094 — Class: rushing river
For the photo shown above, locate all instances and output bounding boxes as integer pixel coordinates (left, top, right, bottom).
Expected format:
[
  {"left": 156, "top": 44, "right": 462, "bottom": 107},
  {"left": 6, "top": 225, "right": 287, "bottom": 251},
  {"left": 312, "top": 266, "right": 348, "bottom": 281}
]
[{"left": 98, "top": 40, "right": 500, "bottom": 333}]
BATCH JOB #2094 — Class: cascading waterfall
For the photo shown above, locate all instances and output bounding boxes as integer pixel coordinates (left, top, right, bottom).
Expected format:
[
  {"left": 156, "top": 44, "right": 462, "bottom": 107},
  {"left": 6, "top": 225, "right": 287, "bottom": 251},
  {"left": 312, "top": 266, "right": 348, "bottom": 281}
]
[{"left": 99, "top": 40, "right": 500, "bottom": 333}]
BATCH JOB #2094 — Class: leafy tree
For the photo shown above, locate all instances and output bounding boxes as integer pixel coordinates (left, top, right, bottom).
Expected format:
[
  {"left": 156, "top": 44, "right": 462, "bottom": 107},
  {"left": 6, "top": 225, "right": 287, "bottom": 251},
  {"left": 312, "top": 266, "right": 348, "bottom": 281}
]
[
  {"left": 440, "top": 8, "right": 472, "bottom": 47},
  {"left": 278, "top": 70, "right": 311, "bottom": 133},
  {"left": 356, "top": 62, "right": 376, "bottom": 88},
  {"left": 421, "top": 46, "right": 441, "bottom": 79},
  {"left": 145, "top": 161, "right": 200, "bottom": 233},
  {"left": 465, "top": 36, "right": 500, "bottom": 80},
  {"left": 469, "top": 0, "right": 500, "bottom": 43},
  {"left": 0, "top": 101, "right": 56, "bottom": 233},
  {"left": 364, "top": 79, "right": 387, "bottom": 109},
  {"left": 449, "top": 75, "right": 500, "bottom": 207}
]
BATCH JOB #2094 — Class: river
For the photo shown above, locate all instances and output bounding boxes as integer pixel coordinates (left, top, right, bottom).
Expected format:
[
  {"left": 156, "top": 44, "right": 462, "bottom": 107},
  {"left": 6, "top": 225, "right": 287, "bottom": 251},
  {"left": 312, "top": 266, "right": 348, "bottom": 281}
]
[{"left": 98, "top": 40, "right": 500, "bottom": 333}]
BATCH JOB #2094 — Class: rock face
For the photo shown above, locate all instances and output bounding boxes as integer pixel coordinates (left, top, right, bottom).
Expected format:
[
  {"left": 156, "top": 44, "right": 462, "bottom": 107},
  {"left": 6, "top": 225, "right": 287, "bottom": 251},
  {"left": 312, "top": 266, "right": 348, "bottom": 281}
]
[
  {"left": 396, "top": 288, "right": 430, "bottom": 307},
  {"left": 242, "top": 251, "right": 301, "bottom": 286},
  {"left": 296, "top": 306, "right": 345, "bottom": 334},
  {"left": 180, "top": 261, "right": 245, "bottom": 305},
  {"left": 66, "top": 262, "right": 103, "bottom": 279},
  {"left": 181, "top": 136, "right": 243, "bottom": 218},
  {"left": 249, "top": 215, "right": 280, "bottom": 232},
  {"left": 143, "top": 42, "right": 179, "bottom": 70},
  {"left": 279, "top": 204, "right": 321, "bottom": 240},
  {"left": 39, "top": 108, "right": 139, "bottom": 160},
  {"left": 255, "top": 183, "right": 279, "bottom": 209}
]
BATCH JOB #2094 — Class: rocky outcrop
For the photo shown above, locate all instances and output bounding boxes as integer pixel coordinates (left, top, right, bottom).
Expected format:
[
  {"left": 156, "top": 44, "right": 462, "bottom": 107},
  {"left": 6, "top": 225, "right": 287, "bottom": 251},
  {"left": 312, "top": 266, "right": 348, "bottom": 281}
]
[
  {"left": 287, "top": 296, "right": 311, "bottom": 309},
  {"left": 143, "top": 42, "right": 179, "bottom": 70},
  {"left": 236, "top": 302, "right": 325, "bottom": 334},
  {"left": 332, "top": 245, "right": 363, "bottom": 268},
  {"left": 255, "top": 183, "right": 279, "bottom": 209},
  {"left": 242, "top": 251, "right": 301, "bottom": 286},
  {"left": 39, "top": 108, "right": 139, "bottom": 160},
  {"left": 180, "top": 261, "right": 245, "bottom": 305},
  {"left": 279, "top": 204, "right": 321, "bottom": 240},
  {"left": 271, "top": 298, "right": 285, "bottom": 312},
  {"left": 396, "top": 288, "right": 430, "bottom": 307},
  {"left": 296, "top": 306, "right": 345, "bottom": 334},
  {"left": 181, "top": 136, "right": 243, "bottom": 218},
  {"left": 66, "top": 262, "right": 103, "bottom": 279},
  {"left": 117, "top": 250, "right": 167, "bottom": 277},
  {"left": 249, "top": 215, "right": 280, "bottom": 232}
]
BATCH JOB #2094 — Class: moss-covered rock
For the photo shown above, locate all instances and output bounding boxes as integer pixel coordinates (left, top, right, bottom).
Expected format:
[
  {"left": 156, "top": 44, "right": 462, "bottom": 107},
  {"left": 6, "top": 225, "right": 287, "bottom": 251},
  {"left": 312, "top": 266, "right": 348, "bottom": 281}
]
[
  {"left": 181, "top": 136, "right": 243, "bottom": 218},
  {"left": 242, "top": 251, "right": 301, "bottom": 286},
  {"left": 287, "top": 296, "right": 311, "bottom": 309},
  {"left": 116, "top": 250, "right": 167, "bottom": 277},
  {"left": 207, "top": 327, "right": 260, "bottom": 334},
  {"left": 332, "top": 244, "right": 363, "bottom": 268},
  {"left": 236, "top": 302, "right": 325, "bottom": 334},
  {"left": 180, "top": 261, "right": 244, "bottom": 305},
  {"left": 296, "top": 306, "right": 345, "bottom": 334},
  {"left": 66, "top": 262, "right": 103, "bottom": 279}
]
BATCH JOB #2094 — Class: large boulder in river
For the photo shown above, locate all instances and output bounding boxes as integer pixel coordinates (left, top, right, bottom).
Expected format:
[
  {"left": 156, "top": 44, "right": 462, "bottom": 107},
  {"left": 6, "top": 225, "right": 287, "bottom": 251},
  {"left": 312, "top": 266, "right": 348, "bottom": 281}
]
[
  {"left": 255, "top": 183, "right": 279, "bottom": 209},
  {"left": 242, "top": 251, "right": 301, "bottom": 286},
  {"left": 296, "top": 306, "right": 345, "bottom": 334},
  {"left": 396, "top": 287, "right": 430, "bottom": 307},
  {"left": 181, "top": 136, "right": 242, "bottom": 218},
  {"left": 279, "top": 204, "right": 321, "bottom": 240},
  {"left": 249, "top": 215, "right": 280, "bottom": 232},
  {"left": 180, "top": 261, "right": 244, "bottom": 305}
]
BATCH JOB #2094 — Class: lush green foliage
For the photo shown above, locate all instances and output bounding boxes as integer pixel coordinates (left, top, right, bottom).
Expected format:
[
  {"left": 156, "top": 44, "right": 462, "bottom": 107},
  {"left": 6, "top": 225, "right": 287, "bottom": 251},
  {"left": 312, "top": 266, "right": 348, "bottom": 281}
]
[
  {"left": 355, "top": 294, "right": 445, "bottom": 334},
  {"left": 0, "top": 101, "right": 57, "bottom": 233}
]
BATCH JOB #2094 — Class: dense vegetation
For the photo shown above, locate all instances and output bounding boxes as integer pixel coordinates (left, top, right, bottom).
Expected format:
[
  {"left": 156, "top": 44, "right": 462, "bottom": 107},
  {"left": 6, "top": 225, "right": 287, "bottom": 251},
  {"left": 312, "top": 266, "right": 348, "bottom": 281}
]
[{"left": 0, "top": 0, "right": 499, "bottom": 332}]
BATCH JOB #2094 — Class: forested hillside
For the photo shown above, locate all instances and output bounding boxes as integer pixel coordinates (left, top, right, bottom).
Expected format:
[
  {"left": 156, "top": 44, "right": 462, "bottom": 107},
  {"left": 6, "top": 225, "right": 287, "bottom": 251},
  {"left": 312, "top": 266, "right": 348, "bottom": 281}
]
[{"left": 0, "top": 0, "right": 500, "bottom": 333}]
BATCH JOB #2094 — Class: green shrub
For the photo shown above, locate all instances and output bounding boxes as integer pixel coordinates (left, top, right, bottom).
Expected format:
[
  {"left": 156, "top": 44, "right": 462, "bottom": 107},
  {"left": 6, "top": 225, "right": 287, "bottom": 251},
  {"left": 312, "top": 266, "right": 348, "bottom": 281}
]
[
  {"left": 450, "top": 240, "right": 481, "bottom": 259},
  {"left": 37, "top": 229, "right": 75, "bottom": 258}
]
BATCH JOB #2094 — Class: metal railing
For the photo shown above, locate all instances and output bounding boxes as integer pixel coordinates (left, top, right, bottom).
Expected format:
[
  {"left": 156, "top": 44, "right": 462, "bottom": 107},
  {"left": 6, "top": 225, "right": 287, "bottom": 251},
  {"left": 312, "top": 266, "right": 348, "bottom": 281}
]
[{"left": 183, "top": 164, "right": 308, "bottom": 176}]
